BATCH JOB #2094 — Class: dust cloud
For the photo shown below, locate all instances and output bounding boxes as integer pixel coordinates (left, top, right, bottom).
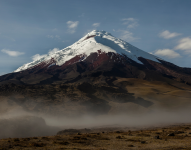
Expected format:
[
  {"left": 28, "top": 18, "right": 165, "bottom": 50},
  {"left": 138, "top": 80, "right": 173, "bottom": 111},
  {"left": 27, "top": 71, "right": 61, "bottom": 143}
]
[
  {"left": 0, "top": 100, "right": 191, "bottom": 139},
  {"left": 44, "top": 107, "right": 191, "bottom": 128}
]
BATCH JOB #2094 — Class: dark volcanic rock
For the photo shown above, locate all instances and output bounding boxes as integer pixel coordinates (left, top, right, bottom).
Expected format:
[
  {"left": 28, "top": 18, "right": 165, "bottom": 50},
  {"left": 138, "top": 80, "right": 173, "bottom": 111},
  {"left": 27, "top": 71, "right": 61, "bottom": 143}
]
[
  {"left": 168, "top": 133, "right": 175, "bottom": 136},
  {"left": 0, "top": 51, "right": 191, "bottom": 116},
  {"left": 57, "top": 128, "right": 92, "bottom": 135}
]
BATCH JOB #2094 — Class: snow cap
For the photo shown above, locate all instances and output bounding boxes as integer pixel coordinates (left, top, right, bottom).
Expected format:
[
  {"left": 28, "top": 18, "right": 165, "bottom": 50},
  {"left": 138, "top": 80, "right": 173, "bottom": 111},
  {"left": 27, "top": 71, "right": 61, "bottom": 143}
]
[{"left": 15, "top": 30, "right": 160, "bottom": 72}]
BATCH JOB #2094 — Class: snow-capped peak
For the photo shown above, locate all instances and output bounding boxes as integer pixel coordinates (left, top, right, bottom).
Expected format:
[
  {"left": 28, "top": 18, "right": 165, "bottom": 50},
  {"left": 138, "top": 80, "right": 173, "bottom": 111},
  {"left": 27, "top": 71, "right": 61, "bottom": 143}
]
[{"left": 15, "top": 30, "right": 160, "bottom": 72}]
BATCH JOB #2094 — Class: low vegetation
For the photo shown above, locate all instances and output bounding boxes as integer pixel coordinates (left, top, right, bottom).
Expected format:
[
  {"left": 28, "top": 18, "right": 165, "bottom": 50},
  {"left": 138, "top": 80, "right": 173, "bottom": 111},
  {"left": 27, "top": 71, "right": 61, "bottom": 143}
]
[{"left": 0, "top": 124, "right": 191, "bottom": 149}]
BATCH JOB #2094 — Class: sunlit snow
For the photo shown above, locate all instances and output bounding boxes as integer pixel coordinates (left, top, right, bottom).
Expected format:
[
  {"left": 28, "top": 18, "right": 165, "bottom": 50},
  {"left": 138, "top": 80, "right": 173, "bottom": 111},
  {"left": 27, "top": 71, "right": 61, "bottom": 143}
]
[{"left": 15, "top": 30, "right": 160, "bottom": 72}]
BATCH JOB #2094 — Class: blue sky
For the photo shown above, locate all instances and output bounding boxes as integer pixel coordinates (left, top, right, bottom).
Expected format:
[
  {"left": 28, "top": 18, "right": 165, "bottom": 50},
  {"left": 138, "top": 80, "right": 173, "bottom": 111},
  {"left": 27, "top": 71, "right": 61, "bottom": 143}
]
[{"left": 0, "top": 0, "right": 191, "bottom": 75}]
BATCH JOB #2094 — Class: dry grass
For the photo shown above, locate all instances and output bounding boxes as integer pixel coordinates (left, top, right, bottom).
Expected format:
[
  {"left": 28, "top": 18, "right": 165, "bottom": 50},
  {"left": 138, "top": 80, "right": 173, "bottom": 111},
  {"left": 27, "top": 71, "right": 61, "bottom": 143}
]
[
  {"left": 114, "top": 78, "right": 191, "bottom": 108},
  {"left": 0, "top": 124, "right": 191, "bottom": 149}
]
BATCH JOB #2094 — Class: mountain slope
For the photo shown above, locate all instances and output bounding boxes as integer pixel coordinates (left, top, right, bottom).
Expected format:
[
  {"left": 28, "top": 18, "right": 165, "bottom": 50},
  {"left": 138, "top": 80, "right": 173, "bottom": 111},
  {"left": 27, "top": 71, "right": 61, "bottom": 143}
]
[
  {"left": 14, "top": 30, "right": 160, "bottom": 72},
  {"left": 0, "top": 30, "right": 191, "bottom": 116}
]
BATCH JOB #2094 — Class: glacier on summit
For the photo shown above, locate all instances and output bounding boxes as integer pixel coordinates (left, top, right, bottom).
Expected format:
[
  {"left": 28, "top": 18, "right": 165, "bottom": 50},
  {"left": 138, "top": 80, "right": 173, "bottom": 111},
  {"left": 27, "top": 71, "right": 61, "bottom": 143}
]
[{"left": 15, "top": 30, "right": 160, "bottom": 72}]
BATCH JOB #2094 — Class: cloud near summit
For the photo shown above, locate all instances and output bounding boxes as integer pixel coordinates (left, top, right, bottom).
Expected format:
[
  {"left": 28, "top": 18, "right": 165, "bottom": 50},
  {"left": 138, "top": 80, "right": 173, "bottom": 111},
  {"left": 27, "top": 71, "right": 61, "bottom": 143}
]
[
  {"left": 118, "top": 30, "right": 139, "bottom": 42},
  {"left": 92, "top": 23, "right": 100, "bottom": 28},
  {"left": 159, "top": 30, "right": 181, "bottom": 39},
  {"left": 32, "top": 48, "right": 60, "bottom": 61},
  {"left": 67, "top": 21, "right": 79, "bottom": 34},
  {"left": 1, "top": 49, "right": 24, "bottom": 57},
  {"left": 122, "top": 18, "right": 138, "bottom": 28},
  {"left": 118, "top": 18, "right": 139, "bottom": 42},
  {"left": 175, "top": 37, "right": 191, "bottom": 53},
  {"left": 154, "top": 49, "right": 180, "bottom": 58}
]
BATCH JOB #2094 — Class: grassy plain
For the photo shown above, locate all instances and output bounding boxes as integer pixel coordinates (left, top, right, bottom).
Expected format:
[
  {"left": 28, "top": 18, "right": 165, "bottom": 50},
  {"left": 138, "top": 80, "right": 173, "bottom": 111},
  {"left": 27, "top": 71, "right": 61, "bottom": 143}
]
[{"left": 1, "top": 124, "right": 191, "bottom": 150}]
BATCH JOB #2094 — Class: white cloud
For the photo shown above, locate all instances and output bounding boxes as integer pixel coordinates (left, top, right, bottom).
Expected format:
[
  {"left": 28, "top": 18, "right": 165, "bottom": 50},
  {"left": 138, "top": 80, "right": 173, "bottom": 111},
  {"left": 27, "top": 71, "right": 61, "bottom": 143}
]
[
  {"left": 154, "top": 49, "right": 181, "bottom": 58},
  {"left": 48, "top": 48, "right": 59, "bottom": 55},
  {"left": 67, "top": 21, "right": 79, "bottom": 28},
  {"left": 32, "top": 48, "right": 60, "bottom": 61},
  {"left": 175, "top": 37, "right": 191, "bottom": 53},
  {"left": 118, "top": 30, "right": 139, "bottom": 42},
  {"left": 92, "top": 23, "right": 100, "bottom": 28},
  {"left": 159, "top": 30, "right": 181, "bottom": 39},
  {"left": 67, "top": 21, "right": 79, "bottom": 34},
  {"left": 1, "top": 49, "right": 24, "bottom": 57},
  {"left": 47, "top": 35, "right": 60, "bottom": 39},
  {"left": 122, "top": 18, "right": 138, "bottom": 28},
  {"left": 32, "top": 54, "right": 46, "bottom": 61}
]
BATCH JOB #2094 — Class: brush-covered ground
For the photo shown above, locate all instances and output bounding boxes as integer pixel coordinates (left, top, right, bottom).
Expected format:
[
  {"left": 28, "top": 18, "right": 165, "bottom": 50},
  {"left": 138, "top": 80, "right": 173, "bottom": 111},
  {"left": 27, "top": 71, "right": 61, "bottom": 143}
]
[
  {"left": 1, "top": 124, "right": 191, "bottom": 150},
  {"left": 1, "top": 78, "right": 191, "bottom": 117}
]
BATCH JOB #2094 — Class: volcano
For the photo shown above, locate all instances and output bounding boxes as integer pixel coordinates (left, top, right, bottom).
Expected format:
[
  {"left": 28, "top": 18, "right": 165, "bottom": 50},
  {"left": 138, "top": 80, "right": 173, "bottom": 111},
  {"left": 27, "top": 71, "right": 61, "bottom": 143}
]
[
  {"left": 1, "top": 30, "right": 191, "bottom": 116},
  {"left": 15, "top": 30, "right": 160, "bottom": 73}
]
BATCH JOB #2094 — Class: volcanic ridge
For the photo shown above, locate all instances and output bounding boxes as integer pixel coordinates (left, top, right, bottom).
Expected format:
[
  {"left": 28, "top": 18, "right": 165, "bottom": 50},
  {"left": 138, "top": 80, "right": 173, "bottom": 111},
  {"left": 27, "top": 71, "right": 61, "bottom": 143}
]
[{"left": 0, "top": 30, "right": 191, "bottom": 116}]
